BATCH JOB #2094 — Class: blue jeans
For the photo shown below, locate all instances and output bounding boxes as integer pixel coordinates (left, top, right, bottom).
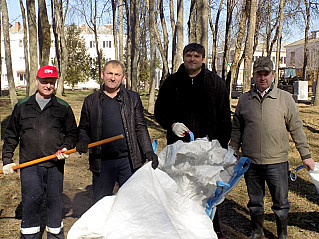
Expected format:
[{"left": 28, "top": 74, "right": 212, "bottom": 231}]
[
  {"left": 20, "top": 165, "right": 64, "bottom": 239},
  {"left": 92, "top": 157, "right": 133, "bottom": 203},
  {"left": 244, "top": 162, "right": 290, "bottom": 220}
]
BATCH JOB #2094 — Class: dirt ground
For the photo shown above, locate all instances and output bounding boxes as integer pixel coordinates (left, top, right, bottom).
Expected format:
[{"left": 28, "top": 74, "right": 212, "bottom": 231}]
[{"left": 0, "top": 90, "right": 319, "bottom": 238}]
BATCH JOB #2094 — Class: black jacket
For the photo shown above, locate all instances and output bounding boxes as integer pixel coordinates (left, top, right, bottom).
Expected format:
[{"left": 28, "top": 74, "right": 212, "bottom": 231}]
[
  {"left": 154, "top": 64, "right": 231, "bottom": 148},
  {"left": 2, "top": 93, "right": 77, "bottom": 167},
  {"left": 78, "top": 85, "right": 153, "bottom": 172}
]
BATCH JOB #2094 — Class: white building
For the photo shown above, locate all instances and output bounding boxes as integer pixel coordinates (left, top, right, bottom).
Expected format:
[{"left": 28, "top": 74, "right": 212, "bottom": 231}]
[{"left": 1, "top": 22, "right": 115, "bottom": 90}]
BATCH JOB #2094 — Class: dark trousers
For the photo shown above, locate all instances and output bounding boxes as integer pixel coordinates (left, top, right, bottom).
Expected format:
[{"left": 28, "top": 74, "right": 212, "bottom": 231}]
[
  {"left": 244, "top": 162, "right": 290, "bottom": 220},
  {"left": 20, "top": 165, "right": 64, "bottom": 239},
  {"left": 92, "top": 157, "right": 132, "bottom": 203}
]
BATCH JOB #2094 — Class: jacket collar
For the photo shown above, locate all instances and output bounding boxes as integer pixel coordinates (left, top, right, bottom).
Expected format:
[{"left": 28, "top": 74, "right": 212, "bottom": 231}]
[
  {"left": 98, "top": 84, "right": 124, "bottom": 102},
  {"left": 250, "top": 82, "right": 278, "bottom": 100}
]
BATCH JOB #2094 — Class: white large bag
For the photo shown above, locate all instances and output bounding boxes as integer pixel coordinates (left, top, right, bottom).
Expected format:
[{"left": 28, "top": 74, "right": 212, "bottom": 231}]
[
  {"left": 68, "top": 138, "right": 239, "bottom": 239},
  {"left": 309, "top": 162, "right": 319, "bottom": 194}
]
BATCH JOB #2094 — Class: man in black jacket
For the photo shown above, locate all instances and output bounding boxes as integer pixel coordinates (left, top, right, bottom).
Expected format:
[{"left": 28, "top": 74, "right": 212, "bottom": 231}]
[
  {"left": 154, "top": 43, "right": 231, "bottom": 239},
  {"left": 76, "top": 60, "right": 158, "bottom": 203},
  {"left": 2, "top": 66, "right": 77, "bottom": 239}
]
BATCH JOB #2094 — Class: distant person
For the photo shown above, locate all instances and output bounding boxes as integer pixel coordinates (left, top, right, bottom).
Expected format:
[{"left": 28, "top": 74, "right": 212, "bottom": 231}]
[
  {"left": 2, "top": 66, "right": 77, "bottom": 239},
  {"left": 76, "top": 60, "right": 158, "bottom": 203},
  {"left": 230, "top": 57, "right": 315, "bottom": 239},
  {"left": 154, "top": 43, "right": 231, "bottom": 239}
]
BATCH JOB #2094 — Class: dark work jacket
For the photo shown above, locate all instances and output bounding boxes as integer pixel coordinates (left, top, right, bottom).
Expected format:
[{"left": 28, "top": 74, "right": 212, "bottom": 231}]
[
  {"left": 78, "top": 85, "right": 153, "bottom": 173},
  {"left": 154, "top": 63, "right": 231, "bottom": 148},
  {"left": 2, "top": 93, "right": 77, "bottom": 167}
]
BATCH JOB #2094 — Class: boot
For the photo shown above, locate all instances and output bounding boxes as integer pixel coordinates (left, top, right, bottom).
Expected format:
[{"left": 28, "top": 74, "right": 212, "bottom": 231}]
[
  {"left": 276, "top": 217, "right": 288, "bottom": 239},
  {"left": 248, "top": 214, "right": 265, "bottom": 239}
]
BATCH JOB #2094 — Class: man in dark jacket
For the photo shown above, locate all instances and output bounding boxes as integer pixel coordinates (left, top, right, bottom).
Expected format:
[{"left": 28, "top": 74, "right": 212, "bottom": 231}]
[
  {"left": 154, "top": 43, "right": 231, "bottom": 239},
  {"left": 76, "top": 60, "right": 158, "bottom": 203},
  {"left": 2, "top": 66, "right": 77, "bottom": 239}
]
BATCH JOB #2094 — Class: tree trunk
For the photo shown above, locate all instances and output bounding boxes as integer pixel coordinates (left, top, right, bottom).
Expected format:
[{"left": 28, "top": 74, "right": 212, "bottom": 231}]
[
  {"left": 124, "top": 0, "right": 131, "bottom": 88},
  {"left": 275, "top": 0, "right": 285, "bottom": 85},
  {"left": 243, "top": 0, "right": 257, "bottom": 93},
  {"left": 38, "top": 0, "right": 51, "bottom": 67},
  {"left": 188, "top": 0, "right": 196, "bottom": 43},
  {"left": 19, "top": 0, "right": 30, "bottom": 96},
  {"left": 1, "top": 0, "right": 18, "bottom": 108},
  {"left": 0, "top": 7, "right": 1, "bottom": 97},
  {"left": 118, "top": 0, "right": 124, "bottom": 63},
  {"left": 148, "top": 0, "right": 156, "bottom": 113},
  {"left": 130, "top": 0, "right": 140, "bottom": 91},
  {"left": 155, "top": 0, "right": 169, "bottom": 84},
  {"left": 175, "top": 0, "right": 183, "bottom": 72},
  {"left": 222, "top": 0, "right": 235, "bottom": 82},
  {"left": 303, "top": 0, "right": 310, "bottom": 81},
  {"left": 27, "top": 0, "right": 39, "bottom": 95},
  {"left": 230, "top": 0, "right": 247, "bottom": 96},
  {"left": 112, "top": 0, "right": 119, "bottom": 60},
  {"left": 209, "top": 0, "right": 224, "bottom": 72},
  {"left": 199, "top": 0, "right": 208, "bottom": 65},
  {"left": 54, "top": 0, "right": 69, "bottom": 96},
  {"left": 169, "top": 0, "right": 176, "bottom": 73}
]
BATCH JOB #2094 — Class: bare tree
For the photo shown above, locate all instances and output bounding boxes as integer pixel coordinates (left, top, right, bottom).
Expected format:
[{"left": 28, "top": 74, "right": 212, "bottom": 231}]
[
  {"left": 19, "top": 0, "right": 31, "bottom": 96},
  {"left": 275, "top": 0, "right": 285, "bottom": 83},
  {"left": 124, "top": 0, "right": 131, "bottom": 88},
  {"left": 53, "top": 0, "right": 69, "bottom": 96},
  {"left": 175, "top": 0, "right": 183, "bottom": 71},
  {"left": 154, "top": 0, "right": 169, "bottom": 83},
  {"left": 188, "top": 0, "right": 196, "bottom": 43},
  {"left": 118, "top": 0, "right": 124, "bottom": 63},
  {"left": 1, "top": 0, "right": 18, "bottom": 107},
  {"left": 222, "top": 0, "right": 235, "bottom": 82},
  {"left": 209, "top": 0, "right": 224, "bottom": 72},
  {"left": 198, "top": 0, "right": 209, "bottom": 64},
  {"left": 130, "top": 0, "right": 140, "bottom": 91},
  {"left": 147, "top": 0, "right": 156, "bottom": 113},
  {"left": 303, "top": 0, "right": 310, "bottom": 81},
  {"left": 243, "top": 0, "right": 257, "bottom": 93},
  {"left": 111, "top": 0, "right": 119, "bottom": 60},
  {"left": 27, "top": 0, "right": 39, "bottom": 95},
  {"left": 38, "top": 0, "right": 51, "bottom": 66},
  {"left": 230, "top": 0, "right": 248, "bottom": 96}
]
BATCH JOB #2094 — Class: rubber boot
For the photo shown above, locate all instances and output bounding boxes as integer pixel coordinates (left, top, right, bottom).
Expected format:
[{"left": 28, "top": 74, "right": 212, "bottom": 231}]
[
  {"left": 248, "top": 214, "right": 265, "bottom": 239},
  {"left": 276, "top": 217, "right": 288, "bottom": 239}
]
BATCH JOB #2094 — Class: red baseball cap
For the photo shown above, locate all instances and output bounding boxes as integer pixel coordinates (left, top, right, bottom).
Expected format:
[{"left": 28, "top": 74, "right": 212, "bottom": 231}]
[{"left": 36, "top": 66, "right": 58, "bottom": 79}]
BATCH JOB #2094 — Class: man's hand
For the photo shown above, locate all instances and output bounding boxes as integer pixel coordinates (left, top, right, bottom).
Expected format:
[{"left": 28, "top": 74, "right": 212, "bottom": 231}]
[
  {"left": 76, "top": 141, "right": 89, "bottom": 154},
  {"left": 172, "top": 122, "right": 189, "bottom": 137},
  {"left": 3, "top": 163, "right": 16, "bottom": 174},
  {"left": 145, "top": 151, "right": 159, "bottom": 169},
  {"left": 303, "top": 158, "right": 315, "bottom": 171},
  {"left": 55, "top": 148, "right": 69, "bottom": 160}
]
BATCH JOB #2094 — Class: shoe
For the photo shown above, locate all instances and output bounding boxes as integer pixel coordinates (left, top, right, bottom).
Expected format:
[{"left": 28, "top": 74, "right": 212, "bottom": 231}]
[
  {"left": 276, "top": 216, "right": 288, "bottom": 239},
  {"left": 248, "top": 214, "right": 265, "bottom": 239}
]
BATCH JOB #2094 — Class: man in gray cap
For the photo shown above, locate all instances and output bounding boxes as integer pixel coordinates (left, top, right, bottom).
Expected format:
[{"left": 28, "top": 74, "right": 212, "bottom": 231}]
[{"left": 230, "top": 57, "right": 315, "bottom": 239}]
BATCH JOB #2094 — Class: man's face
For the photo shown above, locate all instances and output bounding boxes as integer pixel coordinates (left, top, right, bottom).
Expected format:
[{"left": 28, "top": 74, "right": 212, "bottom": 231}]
[
  {"left": 183, "top": 51, "right": 205, "bottom": 76},
  {"left": 101, "top": 64, "right": 125, "bottom": 93},
  {"left": 253, "top": 70, "right": 274, "bottom": 93},
  {"left": 36, "top": 78, "right": 56, "bottom": 99}
]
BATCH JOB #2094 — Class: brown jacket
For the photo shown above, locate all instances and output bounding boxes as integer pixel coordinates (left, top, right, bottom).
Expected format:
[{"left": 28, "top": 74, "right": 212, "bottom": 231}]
[{"left": 230, "top": 85, "right": 311, "bottom": 165}]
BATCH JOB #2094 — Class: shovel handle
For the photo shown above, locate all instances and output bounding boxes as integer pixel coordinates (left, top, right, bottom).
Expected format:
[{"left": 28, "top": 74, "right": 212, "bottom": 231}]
[{"left": 0, "top": 134, "right": 124, "bottom": 174}]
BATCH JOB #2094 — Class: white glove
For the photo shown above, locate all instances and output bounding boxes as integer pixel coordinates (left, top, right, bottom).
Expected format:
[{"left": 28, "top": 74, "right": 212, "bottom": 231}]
[
  {"left": 55, "top": 148, "right": 69, "bottom": 160},
  {"left": 172, "top": 122, "right": 189, "bottom": 137},
  {"left": 3, "top": 163, "right": 16, "bottom": 174}
]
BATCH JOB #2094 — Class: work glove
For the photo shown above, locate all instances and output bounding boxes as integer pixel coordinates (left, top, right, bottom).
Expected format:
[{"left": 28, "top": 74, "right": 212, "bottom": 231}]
[
  {"left": 3, "top": 163, "right": 16, "bottom": 174},
  {"left": 55, "top": 148, "right": 69, "bottom": 160},
  {"left": 145, "top": 151, "right": 159, "bottom": 169},
  {"left": 172, "top": 122, "right": 189, "bottom": 137},
  {"left": 76, "top": 141, "right": 89, "bottom": 154}
]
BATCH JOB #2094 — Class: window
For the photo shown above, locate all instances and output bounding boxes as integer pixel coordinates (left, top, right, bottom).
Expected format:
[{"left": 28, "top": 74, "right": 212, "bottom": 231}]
[
  {"left": 290, "top": 52, "right": 295, "bottom": 65},
  {"left": 90, "top": 41, "right": 95, "bottom": 48},
  {"left": 19, "top": 39, "right": 23, "bottom": 47}
]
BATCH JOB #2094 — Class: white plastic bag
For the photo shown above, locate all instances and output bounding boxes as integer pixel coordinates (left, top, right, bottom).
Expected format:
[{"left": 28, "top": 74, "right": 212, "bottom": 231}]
[{"left": 309, "top": 162, "right": 319, "bottom": 194}]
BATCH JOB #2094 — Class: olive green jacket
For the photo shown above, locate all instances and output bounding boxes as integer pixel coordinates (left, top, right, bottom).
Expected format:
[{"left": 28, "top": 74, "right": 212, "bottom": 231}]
[{"left": 230, "top": 85, "right": 311, "bottom": 165}]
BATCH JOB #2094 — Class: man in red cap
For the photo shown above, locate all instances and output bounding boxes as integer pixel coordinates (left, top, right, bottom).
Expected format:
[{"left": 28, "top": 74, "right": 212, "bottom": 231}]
[{"left": 2, "top": 66, "right": 77, "bottom": 239}]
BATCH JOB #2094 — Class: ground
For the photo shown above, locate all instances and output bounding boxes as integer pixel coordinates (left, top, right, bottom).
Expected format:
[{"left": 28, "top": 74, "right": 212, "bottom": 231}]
[{"left": 0, "top": 90, "right": 318, "bottom": 238}]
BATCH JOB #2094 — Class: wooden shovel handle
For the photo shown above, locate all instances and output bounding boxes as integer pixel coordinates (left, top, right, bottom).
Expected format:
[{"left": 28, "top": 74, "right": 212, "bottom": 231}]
[{"left": 0, "top": 134, "right": 124, "bottom": 174}]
